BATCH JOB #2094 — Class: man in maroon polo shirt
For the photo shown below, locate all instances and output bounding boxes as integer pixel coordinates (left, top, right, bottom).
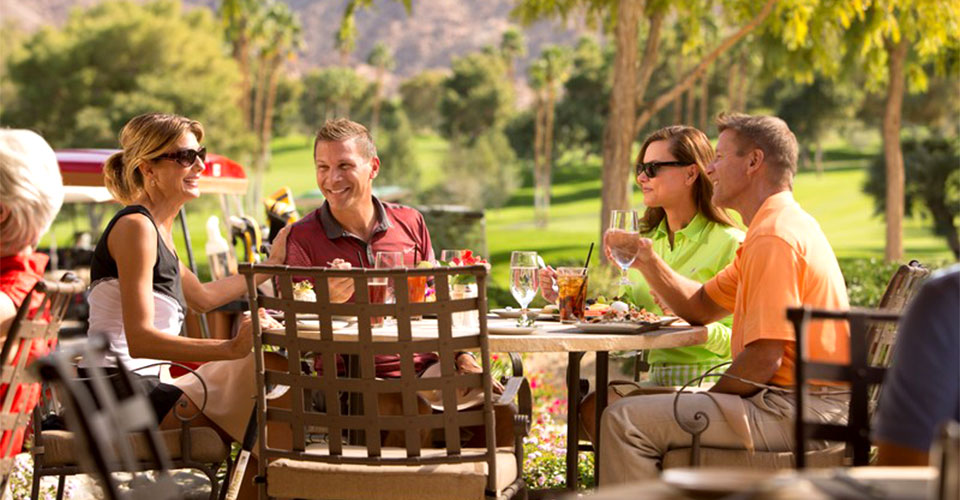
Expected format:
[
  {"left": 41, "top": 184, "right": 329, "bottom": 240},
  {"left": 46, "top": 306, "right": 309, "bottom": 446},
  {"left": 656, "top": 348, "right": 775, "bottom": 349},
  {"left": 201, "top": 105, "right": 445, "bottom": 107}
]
[
  {"left": 286, "top": 119, "right": 512, "bottom": 446},
  {"left": 285, "top": 118, "right": 466, "bottom": 377}
]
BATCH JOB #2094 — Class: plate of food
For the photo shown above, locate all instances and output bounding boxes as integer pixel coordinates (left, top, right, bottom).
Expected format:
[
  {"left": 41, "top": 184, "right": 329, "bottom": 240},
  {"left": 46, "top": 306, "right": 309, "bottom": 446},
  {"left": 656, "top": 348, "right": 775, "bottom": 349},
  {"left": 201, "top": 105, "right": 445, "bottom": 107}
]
[
  {"left": 538, "top": 304, "right": 560, "bottom": 321},
  {"left": 490, "top": 307, "right": 541, "bottom": 320},
  {"left": 576, "top": 301, "right": 678, "bottom": 333}
]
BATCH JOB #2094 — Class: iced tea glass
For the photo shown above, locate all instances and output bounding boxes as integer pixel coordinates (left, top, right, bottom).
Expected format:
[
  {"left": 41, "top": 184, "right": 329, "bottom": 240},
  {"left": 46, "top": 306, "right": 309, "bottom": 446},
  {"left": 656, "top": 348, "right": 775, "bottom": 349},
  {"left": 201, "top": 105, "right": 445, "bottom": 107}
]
[
  {"left": 407, "top": 269, "right": 429, "bottom": 321},
  {"left": 556, "top": 267, "right": 588, "bottom": 323},
  {"left": 371, "top": 251, "right": 403, "bottom": 327}
]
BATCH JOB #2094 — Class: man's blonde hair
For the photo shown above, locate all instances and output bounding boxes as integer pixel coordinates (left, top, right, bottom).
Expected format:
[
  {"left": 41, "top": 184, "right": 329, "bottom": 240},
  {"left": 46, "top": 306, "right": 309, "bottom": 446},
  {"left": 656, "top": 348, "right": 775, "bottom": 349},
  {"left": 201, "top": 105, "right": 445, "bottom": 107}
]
[
  {"left": 104, "top": 113, "right": 204, "bottom": 204},
  {"left": 0, "top": 129, "right": 64, "bottom": 256},
  {"left": 313, "top": 118, "right": 377, "bottom": 160},
  {"left": 716, "top": 112, "right": 799, "bottom": 188}
]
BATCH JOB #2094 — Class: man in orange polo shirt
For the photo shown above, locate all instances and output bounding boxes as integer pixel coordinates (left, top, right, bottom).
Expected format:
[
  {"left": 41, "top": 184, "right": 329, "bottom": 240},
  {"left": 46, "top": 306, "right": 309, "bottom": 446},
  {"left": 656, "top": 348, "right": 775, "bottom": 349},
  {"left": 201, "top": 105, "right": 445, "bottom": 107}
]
[{"left": 599, "top": 113, "right": 850, "bottom": 484}]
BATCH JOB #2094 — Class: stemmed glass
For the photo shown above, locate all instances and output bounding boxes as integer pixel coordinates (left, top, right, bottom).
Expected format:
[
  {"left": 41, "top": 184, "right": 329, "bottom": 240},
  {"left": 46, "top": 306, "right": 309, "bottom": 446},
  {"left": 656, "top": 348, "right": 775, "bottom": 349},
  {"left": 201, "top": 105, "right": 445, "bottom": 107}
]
[
  {"left": 607, "top": 210, "right": 640, "bottom": 285},
  {"left": 440, "top": 249, "right": 464, "bottom": 263},
  {"left": 510, "top": 251, "right": 540, "bottom": 326}
]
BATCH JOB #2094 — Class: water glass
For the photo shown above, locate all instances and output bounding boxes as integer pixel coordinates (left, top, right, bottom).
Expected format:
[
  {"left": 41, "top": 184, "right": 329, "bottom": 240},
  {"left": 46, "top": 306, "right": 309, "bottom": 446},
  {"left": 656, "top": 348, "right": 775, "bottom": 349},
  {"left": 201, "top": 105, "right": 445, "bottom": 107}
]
[
  {"left": 608, "top": 210, "right": 640, "bottom": 285},
  {"left": 509, "top": 251, "right": 539, "bottom": 326}
]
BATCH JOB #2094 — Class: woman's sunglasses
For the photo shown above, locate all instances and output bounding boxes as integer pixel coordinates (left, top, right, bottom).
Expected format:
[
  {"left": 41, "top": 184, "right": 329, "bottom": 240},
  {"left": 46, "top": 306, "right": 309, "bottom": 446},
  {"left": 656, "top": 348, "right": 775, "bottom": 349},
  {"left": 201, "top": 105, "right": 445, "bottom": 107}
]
[
  {"left": 156, "top": 147, "right": 207, "bottom": 168},
  {"left": 635, "top": 160, "right": 689, "bottom": 178}
]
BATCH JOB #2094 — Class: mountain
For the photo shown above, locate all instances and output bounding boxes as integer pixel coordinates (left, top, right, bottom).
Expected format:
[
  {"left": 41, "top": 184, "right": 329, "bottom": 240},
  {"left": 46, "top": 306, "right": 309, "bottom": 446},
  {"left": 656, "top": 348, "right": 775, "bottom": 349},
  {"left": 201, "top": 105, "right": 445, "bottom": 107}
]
[{"left": 1, "top": 0, "right": 599, "bottom": 79}]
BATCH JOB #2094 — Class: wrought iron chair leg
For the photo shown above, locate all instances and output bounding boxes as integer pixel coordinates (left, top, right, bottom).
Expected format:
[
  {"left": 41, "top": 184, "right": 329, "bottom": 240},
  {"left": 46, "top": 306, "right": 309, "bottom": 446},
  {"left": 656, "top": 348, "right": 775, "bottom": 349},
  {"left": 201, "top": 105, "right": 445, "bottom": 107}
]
[
  {"left": 202, "top": 463, "right": 220, "bottom": 500},
  {"left": 56, "top": 475, "right": 65, "bottom": 500},
  {"left": 218, "top": 454, "right": 235, "bottom": 500},
  {"left": 29, "top": 468, "right": 41, "bottom": 500}
]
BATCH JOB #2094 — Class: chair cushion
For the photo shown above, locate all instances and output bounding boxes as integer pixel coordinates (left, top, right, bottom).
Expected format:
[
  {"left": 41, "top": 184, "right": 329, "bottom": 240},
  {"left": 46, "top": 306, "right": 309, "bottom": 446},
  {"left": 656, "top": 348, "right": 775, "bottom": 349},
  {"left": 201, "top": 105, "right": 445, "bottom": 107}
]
[
  {"left": 39, "top": 427, "right": 228, "bottom": 466},
  {"left": 266, "top": 445, "right": 519, "bottom": 500},
  {"left": 662, "top": 445, "right": 846, "bottom": 469}
]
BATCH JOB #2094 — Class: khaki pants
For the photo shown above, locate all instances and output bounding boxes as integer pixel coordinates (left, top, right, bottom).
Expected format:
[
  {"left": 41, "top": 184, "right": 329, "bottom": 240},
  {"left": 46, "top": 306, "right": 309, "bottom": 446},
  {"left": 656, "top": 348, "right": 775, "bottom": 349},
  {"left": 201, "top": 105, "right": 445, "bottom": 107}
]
[{"left": 598, "top": 389, "right": 848, "bottom": 486}]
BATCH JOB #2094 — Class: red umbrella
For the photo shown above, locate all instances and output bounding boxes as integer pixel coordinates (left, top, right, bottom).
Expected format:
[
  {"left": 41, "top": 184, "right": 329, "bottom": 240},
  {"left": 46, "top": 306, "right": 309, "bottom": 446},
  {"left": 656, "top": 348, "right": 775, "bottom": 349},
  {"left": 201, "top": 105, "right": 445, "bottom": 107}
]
[{"left": 56, "top": 148, "right": 248, "bottom": 194}]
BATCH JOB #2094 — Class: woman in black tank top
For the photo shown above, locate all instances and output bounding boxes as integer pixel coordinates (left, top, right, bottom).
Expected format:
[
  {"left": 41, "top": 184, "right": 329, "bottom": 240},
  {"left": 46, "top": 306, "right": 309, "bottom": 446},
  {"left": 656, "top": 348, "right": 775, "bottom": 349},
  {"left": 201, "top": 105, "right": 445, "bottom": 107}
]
[{"left": 86, "top": 114, "right": 292, "bottom": 492}]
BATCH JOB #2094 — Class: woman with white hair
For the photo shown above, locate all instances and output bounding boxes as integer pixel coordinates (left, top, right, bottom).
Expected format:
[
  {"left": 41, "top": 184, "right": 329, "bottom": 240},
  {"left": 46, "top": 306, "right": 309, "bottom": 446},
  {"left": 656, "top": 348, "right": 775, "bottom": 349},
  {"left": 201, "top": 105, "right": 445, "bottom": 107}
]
[
  {"left": 0, "top": 129, "right": 64, "bottom": 337},
  {"left": 0, "top": 128, "right": 65, "bottom": 458}
]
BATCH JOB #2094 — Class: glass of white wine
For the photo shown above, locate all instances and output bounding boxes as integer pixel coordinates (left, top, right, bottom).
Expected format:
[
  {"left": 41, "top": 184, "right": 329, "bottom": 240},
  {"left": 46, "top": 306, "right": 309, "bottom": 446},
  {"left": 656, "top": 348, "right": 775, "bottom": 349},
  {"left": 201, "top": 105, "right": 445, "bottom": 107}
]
[
  {"left": 607, "top": 210, "right": 640, "bottom": 285},
  {"left": 510, "top": 251, "right": 540, "bottom": 326}
]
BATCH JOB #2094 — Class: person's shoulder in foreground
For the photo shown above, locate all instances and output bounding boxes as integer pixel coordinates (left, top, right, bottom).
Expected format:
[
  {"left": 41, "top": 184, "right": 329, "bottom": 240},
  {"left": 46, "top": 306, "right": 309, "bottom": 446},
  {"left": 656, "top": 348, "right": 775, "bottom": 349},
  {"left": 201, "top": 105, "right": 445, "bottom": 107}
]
[{"left": 874, "top": 264, "right": 960, "bottom": 463}]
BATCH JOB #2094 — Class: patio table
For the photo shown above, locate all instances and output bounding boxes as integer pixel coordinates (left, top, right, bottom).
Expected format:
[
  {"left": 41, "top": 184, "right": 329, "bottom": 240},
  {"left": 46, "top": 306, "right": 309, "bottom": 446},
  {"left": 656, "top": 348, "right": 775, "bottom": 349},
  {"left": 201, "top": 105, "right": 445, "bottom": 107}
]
[{"left": 266, "top": 316, "right": 708, "bottom": 491}]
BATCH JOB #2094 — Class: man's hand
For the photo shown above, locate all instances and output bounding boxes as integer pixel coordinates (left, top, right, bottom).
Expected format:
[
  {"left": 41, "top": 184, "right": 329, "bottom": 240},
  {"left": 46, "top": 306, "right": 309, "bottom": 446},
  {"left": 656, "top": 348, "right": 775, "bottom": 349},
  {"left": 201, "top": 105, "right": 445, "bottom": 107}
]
[
  {"left": 456, "top": 353, "right": 504, "bottom": 394},
  {"left": 327, "top": 277, "right": 355, "bottom": 303},
  {"left": 538, "top": 267, "right": 558, "bottom": 303}
]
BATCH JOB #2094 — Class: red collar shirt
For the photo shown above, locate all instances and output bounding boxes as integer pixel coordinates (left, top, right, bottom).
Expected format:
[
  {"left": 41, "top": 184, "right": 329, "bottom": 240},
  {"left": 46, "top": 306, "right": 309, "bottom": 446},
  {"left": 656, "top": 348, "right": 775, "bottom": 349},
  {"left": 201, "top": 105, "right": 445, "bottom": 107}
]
[{"left": 285, "top": 197, "right": 437, "bottom": 377}]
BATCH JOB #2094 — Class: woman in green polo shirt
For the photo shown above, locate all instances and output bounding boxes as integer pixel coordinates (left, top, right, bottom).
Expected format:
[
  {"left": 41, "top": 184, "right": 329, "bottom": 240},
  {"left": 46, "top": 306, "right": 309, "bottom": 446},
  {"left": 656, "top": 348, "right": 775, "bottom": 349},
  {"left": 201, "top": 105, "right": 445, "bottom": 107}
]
[
  {"left": 579, "top": 125, "right": 743, "bottom": 443},
  {"left": 621, "top": 124, "right": 743, "bottom": 387}
]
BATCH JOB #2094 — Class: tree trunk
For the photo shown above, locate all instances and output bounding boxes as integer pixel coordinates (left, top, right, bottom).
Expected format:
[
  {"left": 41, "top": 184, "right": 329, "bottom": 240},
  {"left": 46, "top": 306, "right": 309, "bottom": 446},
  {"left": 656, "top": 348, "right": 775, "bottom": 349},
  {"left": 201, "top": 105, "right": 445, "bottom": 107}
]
[
  {"left": 699, "top": 70, "right": 709, "bottom": 131},
  {"left": 882, "top": 37, "right": 908, "bottom": 262},
  {"left": 543, "top": 82, "right": 557, "bottom": 227},
  {"left": 684, "top": 79, "right": 695, "bottom": 125},
  {"left": 371, "top": 69, "right": 384, "bottom": 133},
  {"left": 233, "top": 32, "right": 252, "bottom": 130},
  {"left": 673, "top": 89, "right": 683, "bottom": 124},
  {"left": 634, "top": 0, "right": 777, "bottom": 132},
  {"left": 736, "top": 55, "right": 750, "bottom": 111},
  {"left": 533, "top": 93, "right": 547, "bottom": 228},
  {"left": 727, "top": 55, "right": 740, "bottom": 112},
  {"left": 814, "top": 141, "right": 823, "bottom": 177},
  {"left": 600, "top": 0, "right": 641, "bottom": 255},
  {"left": 634, "top": 11, "right": 664, "bottom": 105}
]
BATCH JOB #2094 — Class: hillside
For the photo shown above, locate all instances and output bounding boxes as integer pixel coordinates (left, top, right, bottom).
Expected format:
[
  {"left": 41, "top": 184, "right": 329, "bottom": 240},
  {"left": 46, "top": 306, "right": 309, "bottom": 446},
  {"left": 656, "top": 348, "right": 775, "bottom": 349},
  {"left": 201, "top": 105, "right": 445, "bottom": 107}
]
[{"left": 1, "top": 0, "right": 597, "bottom": 82}]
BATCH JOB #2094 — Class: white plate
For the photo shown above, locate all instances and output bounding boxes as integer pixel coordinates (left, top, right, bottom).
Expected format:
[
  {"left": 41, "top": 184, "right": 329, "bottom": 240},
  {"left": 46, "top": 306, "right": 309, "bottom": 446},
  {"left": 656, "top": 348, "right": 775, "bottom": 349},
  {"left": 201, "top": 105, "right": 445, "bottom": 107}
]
[
  {"left": 575, "top": 316, "right": 679, "bottom": 334},
  {"left": 490, "top": 308, "right": 541, "bottom": 319},
  {"left": 488, "top": 325, "right": 537, "bottom": 335},
  {"left": 662, "top": 468, "right": 776, "bottom": 497},
  {"left": 286, "top": 319, "right": 350, "bottom": 331}
]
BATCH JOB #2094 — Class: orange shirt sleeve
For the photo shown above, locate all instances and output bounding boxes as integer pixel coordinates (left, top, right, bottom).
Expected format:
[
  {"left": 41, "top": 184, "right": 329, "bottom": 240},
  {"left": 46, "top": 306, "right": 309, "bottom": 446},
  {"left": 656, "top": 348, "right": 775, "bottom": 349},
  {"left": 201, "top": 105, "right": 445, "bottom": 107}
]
[
  {"left": 738, "top": 235, "right": 802, "bottom": 346},
  {"left": 703, "top": 247, "right": 740, "bottom": 313}
]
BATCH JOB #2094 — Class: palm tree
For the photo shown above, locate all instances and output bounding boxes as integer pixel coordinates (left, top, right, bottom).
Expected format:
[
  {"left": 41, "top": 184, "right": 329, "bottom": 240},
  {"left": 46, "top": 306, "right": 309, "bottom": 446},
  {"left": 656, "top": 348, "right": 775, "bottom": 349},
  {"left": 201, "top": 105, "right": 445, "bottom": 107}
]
[
  {"left": 249, "top": 1, "right": 302, "bottom": 212},
  {"left": 220, "top": 0, "right": 263, "bottom": 130},
  {"left": 529, "top": 45, "right": 571, "bottom": 228},
  {"left": 500, "top": 27, "right": 526, "bottom": 83},
  {"left": 367, "top": 42, "right": 395, "bottom": 133}
]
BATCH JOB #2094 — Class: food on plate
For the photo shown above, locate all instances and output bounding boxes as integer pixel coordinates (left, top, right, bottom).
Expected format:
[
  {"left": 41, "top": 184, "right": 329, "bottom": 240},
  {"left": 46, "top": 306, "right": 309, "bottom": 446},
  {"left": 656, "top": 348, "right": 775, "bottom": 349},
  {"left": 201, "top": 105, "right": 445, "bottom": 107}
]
[
  {"left": 292, "top": 280, "right": 316, "bottom": 302},
  {"left": 542, "top": 304, "right": 559, "bottom": 315},
  {"left": 584, "top": 303, "right": 662, "bottom": 324}
]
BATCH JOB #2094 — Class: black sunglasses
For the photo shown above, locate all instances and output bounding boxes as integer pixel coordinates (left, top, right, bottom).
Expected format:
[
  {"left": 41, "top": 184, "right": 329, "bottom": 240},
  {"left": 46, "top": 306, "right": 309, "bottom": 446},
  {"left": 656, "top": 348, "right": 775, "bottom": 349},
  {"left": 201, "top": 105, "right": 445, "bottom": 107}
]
[
  {"left": 156, "top": 147, "right": 207, "bottom": 168},
  {"left": 635, "top": 160, "right": 689, "bottom": 178}
]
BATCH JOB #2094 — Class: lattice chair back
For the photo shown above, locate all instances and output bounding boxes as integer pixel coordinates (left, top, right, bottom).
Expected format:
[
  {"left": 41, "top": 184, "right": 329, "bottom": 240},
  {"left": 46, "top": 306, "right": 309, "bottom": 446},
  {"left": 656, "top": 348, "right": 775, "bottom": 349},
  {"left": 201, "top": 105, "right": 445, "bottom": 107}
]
[
  {"left": 31, "top": 338, "right": 180, "bottom": 500},
  {"left": 864, "top": 261, "right": 929, "bottom": 407},
  {"left": 0, "top": 274, "right": 84, "bottom": 488},
  {"left": 240, "top": 263, "right": 506, "bottom": 498},
  {"left": 788, "top": 307, "right": 902, "bottom": 468}
]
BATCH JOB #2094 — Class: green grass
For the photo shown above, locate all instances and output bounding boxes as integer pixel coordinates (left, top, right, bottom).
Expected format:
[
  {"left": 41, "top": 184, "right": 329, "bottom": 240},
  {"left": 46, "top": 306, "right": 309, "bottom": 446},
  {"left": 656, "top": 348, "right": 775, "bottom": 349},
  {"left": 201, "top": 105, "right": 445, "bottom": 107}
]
[{"left": 41, "top": 133, "right": 953, "bottom": 286}]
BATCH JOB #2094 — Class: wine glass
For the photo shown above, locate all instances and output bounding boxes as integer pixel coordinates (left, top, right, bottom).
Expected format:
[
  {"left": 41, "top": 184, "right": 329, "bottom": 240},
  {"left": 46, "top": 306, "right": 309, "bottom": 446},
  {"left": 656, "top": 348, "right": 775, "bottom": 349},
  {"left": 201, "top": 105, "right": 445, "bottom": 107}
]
[
  {"left": 608, "top": 210, "right": 640, "bottom": 285},
  {"left": 510, "top": 251, "right": 540, "bottom": 326},
  {"left": 440, "top": 249, "right": 464, "bottom": 264}
]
